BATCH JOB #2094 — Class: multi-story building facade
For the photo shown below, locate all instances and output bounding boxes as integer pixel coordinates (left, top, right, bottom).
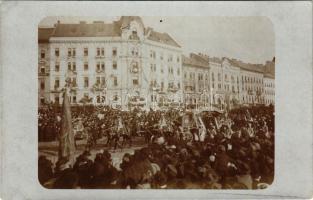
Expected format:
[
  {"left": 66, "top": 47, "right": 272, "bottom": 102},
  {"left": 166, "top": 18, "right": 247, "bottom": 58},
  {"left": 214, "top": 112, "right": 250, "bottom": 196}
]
[
  {"left": 182, "top": 54, "right": 210, "bottom": 109},
  {"left": 182, "top": 53, "right": 275, "bottom": 110},
  {"left": 263, "top": 73, "right": 275, "bottom": 105},
  {"left": 38, "top": 27, "right": 54, "bottom": 105},
  {"left": 228, "top": 59, "right": 265, "bottom": 105},
  {"left": 263, "top": 59, "right": 275, "bottom": 105},
  {"left": 38, "top": 16, "right": 183, "bottom": 110},
  {"left": 39, "top": 16, "right": 275, "bottom": 110}
]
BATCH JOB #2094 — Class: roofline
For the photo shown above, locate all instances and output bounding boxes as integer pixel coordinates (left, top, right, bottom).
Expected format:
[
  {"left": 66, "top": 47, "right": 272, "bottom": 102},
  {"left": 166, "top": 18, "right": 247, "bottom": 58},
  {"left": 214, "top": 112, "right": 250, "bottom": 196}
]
[
  {"left": 264, "top": 74, "right": 275, "bottom": 79},
  {"left": 182, "top": 62, "right": 210, "bottom": 69}
]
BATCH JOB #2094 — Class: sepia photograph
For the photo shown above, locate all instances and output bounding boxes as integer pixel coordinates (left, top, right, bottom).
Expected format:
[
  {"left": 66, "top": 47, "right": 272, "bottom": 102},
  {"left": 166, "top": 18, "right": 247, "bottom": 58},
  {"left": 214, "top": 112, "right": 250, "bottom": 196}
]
[{"left": 37, "top": 16, "right": 275, "bottom": 189}]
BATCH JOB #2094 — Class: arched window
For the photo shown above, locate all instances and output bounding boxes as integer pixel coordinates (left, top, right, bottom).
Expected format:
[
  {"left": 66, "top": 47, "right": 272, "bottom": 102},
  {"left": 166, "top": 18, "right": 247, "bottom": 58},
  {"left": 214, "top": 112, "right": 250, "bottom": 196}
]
[{"left": 129, "top": 28, "right": 139, "bottom": 40}]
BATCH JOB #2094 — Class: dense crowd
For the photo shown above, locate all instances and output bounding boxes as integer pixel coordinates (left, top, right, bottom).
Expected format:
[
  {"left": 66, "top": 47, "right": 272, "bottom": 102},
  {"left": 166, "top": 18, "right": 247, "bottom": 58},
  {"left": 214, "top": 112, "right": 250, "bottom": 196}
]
[
  {"left": 38, "top": 105, "right": 274, "bottom": 189},
  {"left": 39, "top": 105, "right": 181, "bottom": 143}
]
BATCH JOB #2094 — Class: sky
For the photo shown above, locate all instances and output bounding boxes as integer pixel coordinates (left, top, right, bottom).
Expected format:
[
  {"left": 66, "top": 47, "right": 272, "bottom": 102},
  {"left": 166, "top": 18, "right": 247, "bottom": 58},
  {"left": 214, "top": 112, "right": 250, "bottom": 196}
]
[{"left": 39, "top": 16, "right": 274, "bottom": 64}]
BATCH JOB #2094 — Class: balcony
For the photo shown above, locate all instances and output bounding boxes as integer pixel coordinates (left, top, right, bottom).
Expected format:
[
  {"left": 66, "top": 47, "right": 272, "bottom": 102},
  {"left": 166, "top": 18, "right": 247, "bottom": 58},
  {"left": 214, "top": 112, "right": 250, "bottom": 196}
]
[
  {"left": 92, "top": 82, "right": 106, "bottom": 92},
  {"left": 150, "top": 83, "right": 160, "bottom": 92},
  {"left": 96, "top": 69, "right": 105, "bottom": 74},
  {"left": 184, "top": 85, "right": 195, "bottom": 93},
  {"left": 95, "top": 55, "right": 105, "bottom": 59},
  {"left": 167, "top": 85, "right": 179, "bottom": 93}
]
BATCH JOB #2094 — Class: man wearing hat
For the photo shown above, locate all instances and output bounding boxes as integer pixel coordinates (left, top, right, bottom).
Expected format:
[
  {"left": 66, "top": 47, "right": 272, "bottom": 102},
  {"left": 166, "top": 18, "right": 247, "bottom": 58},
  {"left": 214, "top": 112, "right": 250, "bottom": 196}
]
[{"left": 73, "top": 150, "right": 93, "bottom": 188}]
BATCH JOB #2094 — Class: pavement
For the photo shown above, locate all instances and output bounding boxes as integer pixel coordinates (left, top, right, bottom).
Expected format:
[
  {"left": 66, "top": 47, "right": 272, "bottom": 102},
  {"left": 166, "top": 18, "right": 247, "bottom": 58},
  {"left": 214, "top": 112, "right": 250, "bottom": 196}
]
[{"left": 39, "top": 136, "right": 146, "bottom": 170}]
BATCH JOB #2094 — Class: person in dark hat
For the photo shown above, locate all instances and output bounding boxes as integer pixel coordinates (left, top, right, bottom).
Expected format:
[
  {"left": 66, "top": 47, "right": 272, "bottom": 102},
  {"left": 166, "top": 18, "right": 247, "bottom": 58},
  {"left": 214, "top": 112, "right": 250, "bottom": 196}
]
[
  {"left": 120, "top": 153, "right": 132, "bottom": 171},
  {"left": 214, "top": 144, "right": 237, "bottom": 186},
  {"left": 73, "top": 150, "right": 93, "bottom": 188}
]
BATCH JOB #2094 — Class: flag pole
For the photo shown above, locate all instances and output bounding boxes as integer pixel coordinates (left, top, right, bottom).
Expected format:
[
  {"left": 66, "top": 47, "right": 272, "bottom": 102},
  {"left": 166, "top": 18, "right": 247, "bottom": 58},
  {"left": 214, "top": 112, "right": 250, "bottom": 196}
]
[{"left": 58, "top": 79, "right": 76, "bottom": 167}]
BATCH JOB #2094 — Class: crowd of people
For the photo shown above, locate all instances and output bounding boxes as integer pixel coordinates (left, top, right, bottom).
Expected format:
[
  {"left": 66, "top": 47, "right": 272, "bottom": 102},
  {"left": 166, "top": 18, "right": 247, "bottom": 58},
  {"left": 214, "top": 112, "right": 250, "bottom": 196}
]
[
  {"left": 39, "top": 105, "right": 180, "bottom": 143},
  {"left": 38, "top": 105, "right": 274, "bottom": 189}
]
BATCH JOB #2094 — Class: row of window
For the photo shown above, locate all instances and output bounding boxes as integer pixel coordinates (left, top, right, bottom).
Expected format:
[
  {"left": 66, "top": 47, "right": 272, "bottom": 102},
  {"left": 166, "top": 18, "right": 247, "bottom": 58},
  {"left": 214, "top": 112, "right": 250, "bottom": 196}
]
[
  {"left": 265, "top": 83, "right": 275, "bottom": 88},
  {"left": 242, "top": 96, "right": 265, "bottom": 103},
  {"left": 183, "top": 72, "right": 263, "bottom": 85},
  {"left": 46, "top": 78, "right": 268, "bottom": 92},
  {"left": 183, "top": 72, "right": 271, "bottom": 90},
  {"left": 52, "top": 61, "right": 118, "bottom": 72},
  {"left": 52, "top": 76, "right": 145, "bottom": 89},
  {"left": 149, "top": 50, "right": 180, "bottom": 63},
  {"left": 242, "top": 85, "right": 264, "bottom": 92},
  {"left": 150, "top": 80, "right": 181, "bottom": 90},
  {"left": 241, "top": 76, "right": 263, "bottom": 84},
  {"left": 184, "top": 82, "right": 270, "bottom": 95},
  {"left": 46, "top": 94, "right": 109, "bottom": 104},
  {"left": 265, "top": 99, "right": 274, "bottom": 104},
  {"left": 48, "top": 47, "right": 118, "bottom": 58},
  {"left": 184, "top": 72, "right": 240, "bottom": 83},
  {"left": 184, "top": 72, "right": 208, "bottom": 81},
  {"left": 53, "top": 77, "right": 110, "bottom": 89},
  {"left": 150, "top": 64, "right": 180, "bottom": 75},
  {"left": 45, "top": 47, "right": 133, "bottom": 58}
]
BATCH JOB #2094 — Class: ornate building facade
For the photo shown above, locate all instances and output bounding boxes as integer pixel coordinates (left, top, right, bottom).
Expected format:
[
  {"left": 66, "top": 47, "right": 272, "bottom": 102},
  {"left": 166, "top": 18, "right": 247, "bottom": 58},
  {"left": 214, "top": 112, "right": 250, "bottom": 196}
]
[
  {"left": 38, "top": 17, "right": 183, "bottom": 110},
  {"left": 38, "top": 16, "right": 275, "bottom": 110},
  {"left": 182, "top": 53, "right": 275, "bottom": 110}
]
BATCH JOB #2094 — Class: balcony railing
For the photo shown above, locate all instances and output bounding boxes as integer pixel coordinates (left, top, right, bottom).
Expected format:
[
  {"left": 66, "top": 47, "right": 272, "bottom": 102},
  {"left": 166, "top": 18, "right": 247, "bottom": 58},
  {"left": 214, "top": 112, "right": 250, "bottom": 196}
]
[
  {"left": 92, "top": 83, "right": 106, "bottom": 92},
  {"left": 96, "top": 69, "right": 105, "bottom": 74},
  {"left": 167, "top": 85, "right": 179, "bottom": 93}
]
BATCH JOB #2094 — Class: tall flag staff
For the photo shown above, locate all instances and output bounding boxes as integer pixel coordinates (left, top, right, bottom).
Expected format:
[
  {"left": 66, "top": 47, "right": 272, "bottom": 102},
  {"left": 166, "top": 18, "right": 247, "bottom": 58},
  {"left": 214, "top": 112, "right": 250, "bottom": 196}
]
[{"left": 57, "top": 78, "right": 76, "bottom": 166}]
